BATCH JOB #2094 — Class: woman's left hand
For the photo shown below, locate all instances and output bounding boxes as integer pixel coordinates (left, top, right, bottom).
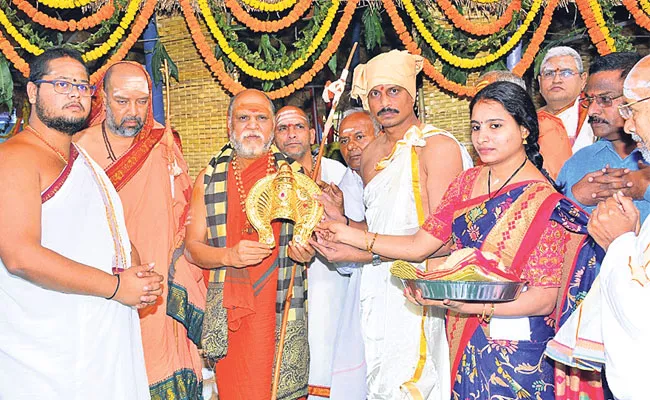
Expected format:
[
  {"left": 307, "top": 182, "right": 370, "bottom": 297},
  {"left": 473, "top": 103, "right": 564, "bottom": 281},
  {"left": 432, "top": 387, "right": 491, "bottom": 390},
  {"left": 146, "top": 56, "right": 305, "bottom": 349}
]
[{"left": 404, "top": 285, "right": 466, "bottom": 313}]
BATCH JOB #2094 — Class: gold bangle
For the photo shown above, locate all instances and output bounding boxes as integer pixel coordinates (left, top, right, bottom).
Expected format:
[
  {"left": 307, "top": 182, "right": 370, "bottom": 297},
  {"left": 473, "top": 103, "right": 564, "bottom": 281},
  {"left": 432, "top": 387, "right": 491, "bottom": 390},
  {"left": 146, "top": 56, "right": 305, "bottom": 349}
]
[
  {"left": 484, "top": 303, "right": 495, "bottom": 323},
  {"left": 368, "top": 232, "right": 378, "bottom": 254},
  {"left": 364, "top": 230, "right": 370, "bottom": 252}
]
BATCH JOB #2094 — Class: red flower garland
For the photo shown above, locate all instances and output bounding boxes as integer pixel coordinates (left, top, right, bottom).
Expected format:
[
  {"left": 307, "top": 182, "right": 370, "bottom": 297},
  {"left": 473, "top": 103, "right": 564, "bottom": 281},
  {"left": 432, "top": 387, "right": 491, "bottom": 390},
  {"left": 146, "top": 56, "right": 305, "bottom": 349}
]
[
  {"left": 437, "top": 0, "right": 521, "bottom": 36},
  {"left": 180, "top": 0, "right": 359, "bottom": 99},
  {"left": 12, "top": 0, "right": 114, "bottom": 32},
  {"left": 382, "top": 0, "right": 558, "bottom": 97},
  {"left": 621, "top": 0, "right": 650, "bottom": 31},
  {"left": 224, "top": 0, "right": 312, "bottom": 33}
]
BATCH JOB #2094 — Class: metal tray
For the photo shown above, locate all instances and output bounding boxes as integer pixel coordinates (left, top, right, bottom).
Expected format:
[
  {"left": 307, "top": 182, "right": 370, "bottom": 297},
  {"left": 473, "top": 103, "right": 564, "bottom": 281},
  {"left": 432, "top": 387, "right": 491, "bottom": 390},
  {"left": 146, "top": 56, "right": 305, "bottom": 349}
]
[{"left": 403, "top": 279, "right": 526, "bottom": 302}]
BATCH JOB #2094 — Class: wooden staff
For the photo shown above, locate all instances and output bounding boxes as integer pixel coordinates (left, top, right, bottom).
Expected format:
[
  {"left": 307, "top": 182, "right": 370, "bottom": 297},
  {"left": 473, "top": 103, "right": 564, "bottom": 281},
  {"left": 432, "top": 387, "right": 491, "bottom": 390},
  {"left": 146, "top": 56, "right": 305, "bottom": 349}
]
[
  {"left": 311, "top": 42, "right": 358, "bottom": 181},
  {"left": 271, "top": 43, "right": 358, "bottom": 400},
  {"left": 270, "top": 262, "right": 297, "bottom": 400}
]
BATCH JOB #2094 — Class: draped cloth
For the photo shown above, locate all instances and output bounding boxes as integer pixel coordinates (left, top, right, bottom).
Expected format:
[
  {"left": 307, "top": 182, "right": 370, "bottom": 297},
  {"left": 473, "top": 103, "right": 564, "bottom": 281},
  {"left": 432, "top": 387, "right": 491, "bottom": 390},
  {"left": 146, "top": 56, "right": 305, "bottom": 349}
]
[
  {"left": 422, "top": 167, "right": 604, "bottom": 399},
  {"left": 537, "top": 110, "right": 573, "bottom": 180},
  {"left": 86, "top": 61, "right": 206, "bottom": 399},
  {"left": 362, "top": 124, "right": 472, "bottom": 400},
  {"left": 0, "top": 144, "right": 149, "bottom": 400},
  {"left": 201, "top": 143, "right": 309, "bottom": 400},
  {"left": 556, "top": 98, "right": 594, "bottom": 154},
  {"left": 307, "top": 158, "right": 349, "bottom": 400}
]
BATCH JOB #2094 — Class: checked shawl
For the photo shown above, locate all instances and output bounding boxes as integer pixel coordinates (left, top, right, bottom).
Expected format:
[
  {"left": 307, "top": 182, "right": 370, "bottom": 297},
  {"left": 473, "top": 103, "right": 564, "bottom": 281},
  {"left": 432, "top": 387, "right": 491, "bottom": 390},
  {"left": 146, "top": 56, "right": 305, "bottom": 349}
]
[{"left": 200, "top": 143, "right": 309, "bottom": 399}]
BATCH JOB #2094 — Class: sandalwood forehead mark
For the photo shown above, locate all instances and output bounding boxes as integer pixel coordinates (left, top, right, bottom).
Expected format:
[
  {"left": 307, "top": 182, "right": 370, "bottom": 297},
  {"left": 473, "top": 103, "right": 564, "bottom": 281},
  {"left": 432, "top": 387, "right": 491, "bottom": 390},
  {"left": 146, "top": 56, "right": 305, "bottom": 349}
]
[{"left": 275, "top": 110, "right": 308, "bottom": 125}]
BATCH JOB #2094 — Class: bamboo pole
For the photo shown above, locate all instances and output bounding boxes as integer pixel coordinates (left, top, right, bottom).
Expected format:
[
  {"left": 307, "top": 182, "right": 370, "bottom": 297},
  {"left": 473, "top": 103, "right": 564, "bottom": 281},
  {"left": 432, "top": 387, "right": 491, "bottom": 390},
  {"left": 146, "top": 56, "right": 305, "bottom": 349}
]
[{"left": 311, "top": 42, "right": 358, "bottom": 182}]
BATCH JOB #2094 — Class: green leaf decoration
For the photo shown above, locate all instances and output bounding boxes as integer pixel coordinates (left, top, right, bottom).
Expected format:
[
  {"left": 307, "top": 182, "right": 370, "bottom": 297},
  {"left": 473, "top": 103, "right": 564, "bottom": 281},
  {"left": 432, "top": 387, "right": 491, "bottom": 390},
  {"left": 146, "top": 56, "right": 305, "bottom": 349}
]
[
  {"left": 151, "top": 40, "right": 179, "bottom": 86},
  {"left": 362, "top": 7, "right": 384, "bottom": 51},
  {"left": 327, "top": 53, "right": 337, "bottom": 74},
  {"left": 0, "top": 54, "right": 13, "bottom": 111}
]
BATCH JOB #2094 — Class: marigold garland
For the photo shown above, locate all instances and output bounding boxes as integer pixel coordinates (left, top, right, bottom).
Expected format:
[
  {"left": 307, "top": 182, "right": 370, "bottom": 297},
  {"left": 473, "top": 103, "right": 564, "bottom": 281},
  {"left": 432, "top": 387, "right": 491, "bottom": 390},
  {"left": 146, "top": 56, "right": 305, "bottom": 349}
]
[
  {"left": 642, "top": 0, "right": 650, "bottom": 14},
  {"left": 225, "top": 0, "right": 311, "bottom": 32},
  {"left": 199, "top": 0, "right": 340, "bottom": 80},
  {"left": 0, "top": 0, "right": 154, "bottom": 79},
  {"left": 0, "top": 7, "right": 43, "bottom": 55},
  {"left": 89, "top": 0, "right": 156, "bottom": 83},
  {"left": 402, "top": 0, "right": 543, "bottom": 69},
  {"left": 180, "top": 0, "right": 358, "bottom": 99},
  {"left": 621, "top": 0, "right": 650, "bottom": 31},
  {"left": 382, "top": 0, "right": 557, "bottom": 97},
  {"left": 575, "top": 0, "right": 616, "bottom": 54},
  {"left": 31, "top": 0, "right": 94, "bottom": 9},
  {"left": 0, "top": 29, "right": 29, "bottom": 76},
  {"left": 437, "top": 0, "right": 521, "bottom": 36},
  {"left": 83, "top": 0, "right": 141, "bottom": 61},
  {"left": 12, "top": 0, "right": 114, "bottom": 32},
  {"left": 240, "top": 0, "right": 298, "bottom": 12},
  {"left": 0, "top": 0, "right": 139, "bottom": 59}
]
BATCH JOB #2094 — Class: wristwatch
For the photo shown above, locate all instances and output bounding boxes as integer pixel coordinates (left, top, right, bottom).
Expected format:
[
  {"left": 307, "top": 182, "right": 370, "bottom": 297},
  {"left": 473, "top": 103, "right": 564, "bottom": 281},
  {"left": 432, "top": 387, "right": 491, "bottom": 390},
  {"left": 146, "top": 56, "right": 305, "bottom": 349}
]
[{"left": 372, "top": 253, "right": 382, "bottom": 266}]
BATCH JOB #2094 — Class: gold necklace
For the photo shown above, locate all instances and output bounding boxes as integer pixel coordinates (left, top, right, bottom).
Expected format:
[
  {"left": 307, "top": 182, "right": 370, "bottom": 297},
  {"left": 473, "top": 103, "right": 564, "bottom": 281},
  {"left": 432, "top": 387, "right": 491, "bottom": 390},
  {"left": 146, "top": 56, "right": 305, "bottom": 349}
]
[
  {"left": 231, "top": 150, "right": 276, "bottom": 235},
  {"left": 25, "top": 125, "right": 69, "bottom": 164}
]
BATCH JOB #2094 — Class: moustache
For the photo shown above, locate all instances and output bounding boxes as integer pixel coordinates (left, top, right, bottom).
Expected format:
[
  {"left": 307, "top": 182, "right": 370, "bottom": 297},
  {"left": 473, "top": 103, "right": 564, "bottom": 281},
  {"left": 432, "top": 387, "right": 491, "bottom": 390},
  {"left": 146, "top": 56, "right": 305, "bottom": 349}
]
[
  {"left": 377, "top": 107, "right": 399, "bottom": 116},
  {"left": 121, "top": 116, "right": 142, "bottom": 124},
  {"left": 64, "top": 102, "right": 85, "bottom": 111},
  {"left": 588, "top": 116, "right": 608, "bottom": 125}
]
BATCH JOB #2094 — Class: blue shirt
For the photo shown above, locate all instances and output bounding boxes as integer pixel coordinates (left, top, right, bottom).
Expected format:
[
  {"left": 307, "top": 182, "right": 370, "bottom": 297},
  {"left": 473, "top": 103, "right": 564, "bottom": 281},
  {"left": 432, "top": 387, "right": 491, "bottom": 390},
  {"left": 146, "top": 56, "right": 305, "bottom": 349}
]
[{"left": 556, "top": 139, "right": 650, "bottom": 222}]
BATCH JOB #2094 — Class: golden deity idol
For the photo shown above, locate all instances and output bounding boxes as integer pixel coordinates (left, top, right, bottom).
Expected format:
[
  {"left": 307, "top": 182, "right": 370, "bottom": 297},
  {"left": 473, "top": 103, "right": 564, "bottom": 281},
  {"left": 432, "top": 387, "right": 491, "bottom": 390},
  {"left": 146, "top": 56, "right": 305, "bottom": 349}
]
[{"left": 246, "top": 161, "right": 323, "bottom": 248}]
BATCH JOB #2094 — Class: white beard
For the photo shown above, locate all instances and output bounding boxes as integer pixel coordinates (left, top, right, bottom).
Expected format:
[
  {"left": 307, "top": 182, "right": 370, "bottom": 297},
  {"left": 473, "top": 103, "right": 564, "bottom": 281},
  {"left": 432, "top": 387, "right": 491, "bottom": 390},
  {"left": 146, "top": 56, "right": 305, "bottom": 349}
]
[{"left": 632, "top": 133, "right": 650, "bottom": 162}]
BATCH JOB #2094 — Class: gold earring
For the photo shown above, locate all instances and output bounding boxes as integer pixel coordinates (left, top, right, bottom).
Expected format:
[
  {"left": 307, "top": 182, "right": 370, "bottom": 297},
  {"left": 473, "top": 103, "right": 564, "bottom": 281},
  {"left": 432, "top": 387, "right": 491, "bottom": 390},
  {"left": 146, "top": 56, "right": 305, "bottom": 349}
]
[{"left": 523, "top": 137, "right": 528, "bottom": 145}]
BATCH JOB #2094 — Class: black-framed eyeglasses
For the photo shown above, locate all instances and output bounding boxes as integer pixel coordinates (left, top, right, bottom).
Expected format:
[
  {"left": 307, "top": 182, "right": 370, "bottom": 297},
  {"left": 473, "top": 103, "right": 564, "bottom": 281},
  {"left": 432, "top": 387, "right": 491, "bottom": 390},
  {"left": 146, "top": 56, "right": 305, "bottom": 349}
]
[
  {"left": 33, "top": 79, "right": 97, "bottom": 97},
  {"left": 579, "top": 93, "right": 623, "bottom": 109},
  {"left": 540, "top": 68, "right": 581, "bottom": 80},
  {"left": 618, "top": 95, "right": 650, "bottom": 120}
]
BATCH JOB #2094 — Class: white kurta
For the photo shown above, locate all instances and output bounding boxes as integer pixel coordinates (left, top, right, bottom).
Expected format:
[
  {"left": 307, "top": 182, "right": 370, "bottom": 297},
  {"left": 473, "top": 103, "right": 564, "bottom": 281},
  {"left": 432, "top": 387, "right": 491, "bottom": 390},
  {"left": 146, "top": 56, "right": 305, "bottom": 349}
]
[
  {"left": 546, "top": 216, "right": 650, "bottom": 400},
  {"left": 557, "top": 97, "right": 595, "bottom": 153},
  {"left": 330, "top": 167, "right": 367, "bottom": 400},
  {"left": 0, "top": 146, "right": 149, "bottom": 400},
  {"left": 361, "top": 125, "right": 472, "bottom": 400},
  {"left": 599, "top": 226, "right": 650, "bottom": 400},
  {"left": 308, "top": 157, "right": 351, "bottom": 399}
]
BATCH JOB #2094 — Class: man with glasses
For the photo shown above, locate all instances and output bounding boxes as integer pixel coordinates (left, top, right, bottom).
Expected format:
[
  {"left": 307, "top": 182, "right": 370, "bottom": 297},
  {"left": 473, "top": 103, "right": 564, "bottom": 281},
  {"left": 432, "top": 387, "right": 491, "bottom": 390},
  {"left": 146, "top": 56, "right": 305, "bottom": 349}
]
[
  {"left": 538, "top": 46, "right": 595, "bottom": 153},
  {"left": 556, "top": 53, "right": 649, "bottom": 221},
  {"left": 75, "top": 61, "right": 206, "bottom": 399},
  {"left": 550, "top": 54, "right": 650, "bottom": 400},
  {"left": 0, "top": 48, "right": 160, "bottom": 399}
]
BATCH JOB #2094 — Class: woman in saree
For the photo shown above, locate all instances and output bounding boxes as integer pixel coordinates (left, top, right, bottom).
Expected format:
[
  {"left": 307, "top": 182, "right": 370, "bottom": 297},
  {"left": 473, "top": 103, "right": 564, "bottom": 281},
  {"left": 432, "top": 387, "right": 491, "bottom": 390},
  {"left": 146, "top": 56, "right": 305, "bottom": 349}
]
[{"left": 317, "top": 82, "right": 603, "bottom": 399}]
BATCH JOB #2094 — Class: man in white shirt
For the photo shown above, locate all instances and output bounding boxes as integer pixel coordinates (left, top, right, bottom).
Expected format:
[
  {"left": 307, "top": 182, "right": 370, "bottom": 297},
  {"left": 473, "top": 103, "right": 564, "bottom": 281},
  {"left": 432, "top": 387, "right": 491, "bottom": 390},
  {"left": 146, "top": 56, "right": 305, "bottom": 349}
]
[{"left": 274, "top": 105, "right": 348, "bottom": 399}]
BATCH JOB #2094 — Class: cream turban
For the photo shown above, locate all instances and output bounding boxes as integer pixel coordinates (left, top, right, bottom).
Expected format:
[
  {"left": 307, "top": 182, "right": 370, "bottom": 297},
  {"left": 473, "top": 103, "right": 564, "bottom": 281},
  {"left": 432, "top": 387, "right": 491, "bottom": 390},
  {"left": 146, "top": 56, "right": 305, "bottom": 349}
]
[{"left": 350, "top": 50, "right": 424, "bottom": 110}]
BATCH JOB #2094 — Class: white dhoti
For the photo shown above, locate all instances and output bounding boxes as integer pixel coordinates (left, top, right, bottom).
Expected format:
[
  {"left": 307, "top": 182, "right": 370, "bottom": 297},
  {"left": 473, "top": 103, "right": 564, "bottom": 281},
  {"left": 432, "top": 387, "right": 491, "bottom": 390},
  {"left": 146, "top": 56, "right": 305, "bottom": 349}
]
[
  {"left": 308, "top": 157, "right": 351, "bottom": 399},
  {"left": 330, "top": 168, "right": 368, "bottom": 400},
  {"left": 362, "top": 125, "right": 472, "bottom": 399},
  {"left": 0, "top": 145, "right": 149, "bottom": 400}
]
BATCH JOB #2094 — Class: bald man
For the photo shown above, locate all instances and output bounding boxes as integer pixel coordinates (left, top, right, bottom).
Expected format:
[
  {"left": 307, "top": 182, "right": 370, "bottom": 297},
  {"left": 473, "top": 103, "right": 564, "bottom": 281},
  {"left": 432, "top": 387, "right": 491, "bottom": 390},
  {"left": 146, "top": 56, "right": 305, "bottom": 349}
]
[
  {"left": 185, "top": 90, "right": 314, "bottom": 400},
  {"left": 75, "top": 62, "right": 206, "bottom": 399},
  {"left": 274, "top": 105, "right": 348, "bottom": 398}
]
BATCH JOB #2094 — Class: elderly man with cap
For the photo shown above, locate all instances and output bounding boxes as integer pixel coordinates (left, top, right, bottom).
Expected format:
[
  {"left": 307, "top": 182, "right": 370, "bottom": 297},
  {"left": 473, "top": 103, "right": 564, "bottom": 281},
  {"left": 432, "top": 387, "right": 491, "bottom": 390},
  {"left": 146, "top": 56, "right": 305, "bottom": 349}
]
[{"left": 325, "top": 49, "right": 473, "bottom": 399}]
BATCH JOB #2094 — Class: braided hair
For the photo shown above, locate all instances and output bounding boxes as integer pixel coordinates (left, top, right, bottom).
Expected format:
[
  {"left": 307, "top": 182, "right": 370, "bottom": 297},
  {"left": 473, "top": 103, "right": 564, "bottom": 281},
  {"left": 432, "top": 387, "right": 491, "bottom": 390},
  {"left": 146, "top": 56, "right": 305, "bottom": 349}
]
[{"left": 470, "top": 81, "right": 557, "bottom": 188}]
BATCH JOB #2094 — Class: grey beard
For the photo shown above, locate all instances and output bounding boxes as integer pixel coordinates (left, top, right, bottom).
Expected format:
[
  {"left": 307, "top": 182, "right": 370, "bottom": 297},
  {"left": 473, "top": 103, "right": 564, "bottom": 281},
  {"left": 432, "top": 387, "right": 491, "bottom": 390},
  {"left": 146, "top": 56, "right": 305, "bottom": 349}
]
[
  {"left": 105, "top": 106, "right": 144, "bottom": 137},
  {"left": 632, "top": 133, "right": 650, "bottom": 163}
]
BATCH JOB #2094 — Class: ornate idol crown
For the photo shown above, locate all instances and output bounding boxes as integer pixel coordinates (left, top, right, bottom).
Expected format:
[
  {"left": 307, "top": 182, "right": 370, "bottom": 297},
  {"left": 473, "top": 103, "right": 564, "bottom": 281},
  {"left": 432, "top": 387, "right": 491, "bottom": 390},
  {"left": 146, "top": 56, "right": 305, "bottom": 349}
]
[{"left": 246, "top": 161, "right": 323, "bottom": 248}]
